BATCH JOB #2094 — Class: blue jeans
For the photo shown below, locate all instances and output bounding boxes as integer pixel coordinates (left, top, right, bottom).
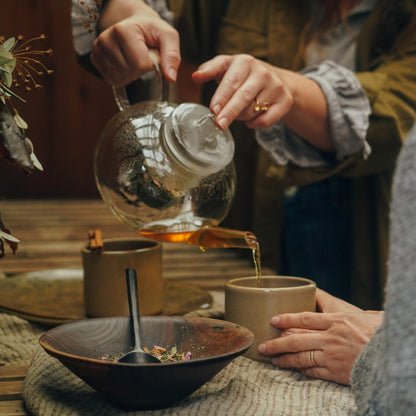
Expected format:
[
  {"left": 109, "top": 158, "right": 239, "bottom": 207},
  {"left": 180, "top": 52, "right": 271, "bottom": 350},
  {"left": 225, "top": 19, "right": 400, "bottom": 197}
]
[{"left": 280, "top": 176, "right": 352, "bottom": 302}]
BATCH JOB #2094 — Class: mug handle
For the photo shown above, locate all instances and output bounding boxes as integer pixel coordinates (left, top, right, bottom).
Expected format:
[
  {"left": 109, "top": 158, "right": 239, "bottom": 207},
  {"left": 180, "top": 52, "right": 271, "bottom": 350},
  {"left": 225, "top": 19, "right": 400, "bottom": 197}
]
[{"left": 112, "top": 50, "right": 169, "bottom": 111}]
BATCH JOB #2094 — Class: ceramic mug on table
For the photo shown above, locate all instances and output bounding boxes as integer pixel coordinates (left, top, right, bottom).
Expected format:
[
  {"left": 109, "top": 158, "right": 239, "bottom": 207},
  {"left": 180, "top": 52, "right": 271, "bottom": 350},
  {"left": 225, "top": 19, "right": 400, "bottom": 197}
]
[
  {"left": 81, "top": 238, "right": 163, "bottom": 317},
  {"left": 225, "top": 275, "right": 316, "bottom": 362}
]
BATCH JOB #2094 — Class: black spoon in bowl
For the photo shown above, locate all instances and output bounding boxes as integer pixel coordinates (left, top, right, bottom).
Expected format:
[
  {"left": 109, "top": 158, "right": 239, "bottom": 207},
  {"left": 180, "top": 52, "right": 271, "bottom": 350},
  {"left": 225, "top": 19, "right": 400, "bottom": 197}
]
[{"left": 118, "top": 268, "right": 161, "bottom": 364}]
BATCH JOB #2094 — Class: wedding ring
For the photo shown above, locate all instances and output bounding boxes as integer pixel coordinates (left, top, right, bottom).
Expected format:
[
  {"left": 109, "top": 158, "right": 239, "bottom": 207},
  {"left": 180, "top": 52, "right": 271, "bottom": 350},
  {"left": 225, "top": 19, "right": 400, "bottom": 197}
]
[
  {"left": 309, "top": 350, "right": 318, "bottom": 367},
  {"left": 254, "top": 100, "right": 270, "bottom": 113}
]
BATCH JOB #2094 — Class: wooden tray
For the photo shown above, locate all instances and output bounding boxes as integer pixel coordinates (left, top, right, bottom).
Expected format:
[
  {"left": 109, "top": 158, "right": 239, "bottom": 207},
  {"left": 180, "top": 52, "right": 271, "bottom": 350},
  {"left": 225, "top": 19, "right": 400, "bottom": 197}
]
[{"left": 0, "top": 269, "right": 212, "bottom": 326}]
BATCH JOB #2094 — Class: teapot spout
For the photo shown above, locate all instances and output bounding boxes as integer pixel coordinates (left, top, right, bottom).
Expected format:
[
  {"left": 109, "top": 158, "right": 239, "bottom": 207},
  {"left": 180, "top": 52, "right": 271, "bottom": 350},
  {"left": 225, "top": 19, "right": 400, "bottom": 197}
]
[{"left": 187, "top": 225, "right": 259, "bottom": 251}]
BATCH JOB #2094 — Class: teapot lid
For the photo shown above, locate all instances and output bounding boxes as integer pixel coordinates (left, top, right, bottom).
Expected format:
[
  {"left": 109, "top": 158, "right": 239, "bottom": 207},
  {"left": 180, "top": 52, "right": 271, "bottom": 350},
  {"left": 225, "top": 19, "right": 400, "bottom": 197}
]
[{"left": 163, "top": 103, "right": 234, "bottom": 177}]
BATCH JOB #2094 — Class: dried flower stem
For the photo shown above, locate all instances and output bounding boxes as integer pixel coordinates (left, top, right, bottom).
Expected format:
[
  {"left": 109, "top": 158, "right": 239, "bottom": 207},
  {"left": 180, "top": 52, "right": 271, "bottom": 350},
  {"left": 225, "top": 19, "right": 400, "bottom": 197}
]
[{"left": 6, "top": 35, "right": 53, "bottom": 92}]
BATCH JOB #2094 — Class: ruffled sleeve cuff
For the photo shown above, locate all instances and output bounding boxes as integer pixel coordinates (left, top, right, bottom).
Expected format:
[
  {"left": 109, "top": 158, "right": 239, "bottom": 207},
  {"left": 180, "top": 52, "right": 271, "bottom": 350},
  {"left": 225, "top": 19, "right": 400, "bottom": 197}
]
[
  {"left": 255, "top": 60, "right": 371, "bottom": 168},
  {"left": 303, "top": 60, "right": 371, "bottom": 161}
]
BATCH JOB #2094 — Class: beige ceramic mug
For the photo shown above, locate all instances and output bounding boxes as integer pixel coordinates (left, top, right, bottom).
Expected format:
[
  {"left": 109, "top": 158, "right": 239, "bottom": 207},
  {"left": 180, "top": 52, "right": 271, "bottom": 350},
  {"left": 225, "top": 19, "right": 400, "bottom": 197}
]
[
  {"left": 225, "top": 275, "right": 316, "bottom": 362},
  {"left": 82, "top": 238, "right": 163, "bottom": 317}
]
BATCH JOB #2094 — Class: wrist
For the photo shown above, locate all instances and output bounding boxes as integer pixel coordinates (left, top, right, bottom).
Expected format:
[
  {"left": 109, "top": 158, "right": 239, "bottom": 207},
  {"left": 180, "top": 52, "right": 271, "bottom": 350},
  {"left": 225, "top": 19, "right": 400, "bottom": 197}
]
[
  {"left": 275, "top": 67, "right": 298, "bottom": 99},
  {"left": 278, "top": 68, "right": 333, "bottom": 151},
  {"left": 276, "top": 68, "right": 312, "bottom": 117}
]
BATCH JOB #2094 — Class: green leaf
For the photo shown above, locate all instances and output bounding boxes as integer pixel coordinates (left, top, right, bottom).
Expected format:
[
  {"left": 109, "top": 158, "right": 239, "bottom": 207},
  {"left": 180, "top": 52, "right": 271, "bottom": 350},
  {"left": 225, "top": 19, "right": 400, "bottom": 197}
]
[
  {"left": 0, "top": 61, "right": 16, "bottom": 76},
  {"left": 0, "top": 230, "right": 20, "bottom": 243},
  {"left": 0, "top": 106, "right": 34, "bottom": 170},
  {"left": 0, "top": 83, "right": 25, "bottom": 102},
  {"left": 25, "top": 138, "right": 44, "bottom": 171},
  {"left": 13, "top": 111, "right": 28, "bottom": 129},
  {"left": 0, "top": 51, "right": 16, "bottom": 89},
  {"left": 0, "top": 44, "right": 17, "bottom": 91},
  {"left": 2, "top": 37, "right": 15, "bottom": 52},
  {"left": 0, "top": 47, "right": 15, "bottom": 68},
  {"left": 0, "top": 69, "right": 13, "bottom": 88},
  {"left": 30, "top": 151, "right": 44, "bottom": 171}
]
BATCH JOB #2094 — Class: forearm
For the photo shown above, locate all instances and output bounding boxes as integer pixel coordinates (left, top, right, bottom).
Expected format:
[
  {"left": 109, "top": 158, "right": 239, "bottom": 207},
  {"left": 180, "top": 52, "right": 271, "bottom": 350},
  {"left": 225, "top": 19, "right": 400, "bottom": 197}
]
[
  {"left": 256, "top": 61, "right": 371, "bottom": 170},
  {"left": 278, "top": 68, "right": 334, "bottom": 153}
]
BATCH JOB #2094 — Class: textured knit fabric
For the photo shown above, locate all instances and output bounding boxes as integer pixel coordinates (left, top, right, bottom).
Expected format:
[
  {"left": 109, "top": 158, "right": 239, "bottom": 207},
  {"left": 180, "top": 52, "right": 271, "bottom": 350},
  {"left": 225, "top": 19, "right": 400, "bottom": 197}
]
[
  {"left": 0, "top": 313, "right": 45, "bottom": 365},
  {"left": 23, "top": 348, "right": 356, "bottom": 416},
  {"left": 0, "top": 306, "right": 356, "bottom": 415},
  {"left": 351, "top": 124, "right": 416, "bottom": 415}
]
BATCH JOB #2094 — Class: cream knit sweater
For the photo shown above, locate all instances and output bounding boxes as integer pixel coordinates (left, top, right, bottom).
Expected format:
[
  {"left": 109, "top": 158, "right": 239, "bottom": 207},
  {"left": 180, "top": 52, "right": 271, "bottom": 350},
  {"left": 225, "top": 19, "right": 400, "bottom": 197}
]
[{"left": 351, "top": 124, "right": 416, "bottom": 414}]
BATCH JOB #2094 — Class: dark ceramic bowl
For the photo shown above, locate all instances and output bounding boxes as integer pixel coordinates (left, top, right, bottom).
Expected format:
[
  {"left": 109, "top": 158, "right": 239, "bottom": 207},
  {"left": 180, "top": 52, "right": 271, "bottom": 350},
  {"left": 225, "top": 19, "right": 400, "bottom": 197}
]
[{"left": 39, "top": 316, "right": 254, "bottom": 409}]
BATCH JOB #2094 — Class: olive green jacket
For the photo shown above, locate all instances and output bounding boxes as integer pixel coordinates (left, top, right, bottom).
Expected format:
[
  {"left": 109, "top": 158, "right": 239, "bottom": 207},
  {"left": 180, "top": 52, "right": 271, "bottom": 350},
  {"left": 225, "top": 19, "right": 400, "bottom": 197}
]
[{"left": 170, "top": 0, "right": 416, "bottom": 309}]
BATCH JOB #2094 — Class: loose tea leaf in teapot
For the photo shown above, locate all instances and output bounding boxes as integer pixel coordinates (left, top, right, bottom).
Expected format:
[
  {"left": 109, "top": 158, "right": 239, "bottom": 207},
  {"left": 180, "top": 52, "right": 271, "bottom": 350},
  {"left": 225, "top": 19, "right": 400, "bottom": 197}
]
[{"left": 95, "top": 69, "right": 236, "bottom": 237}]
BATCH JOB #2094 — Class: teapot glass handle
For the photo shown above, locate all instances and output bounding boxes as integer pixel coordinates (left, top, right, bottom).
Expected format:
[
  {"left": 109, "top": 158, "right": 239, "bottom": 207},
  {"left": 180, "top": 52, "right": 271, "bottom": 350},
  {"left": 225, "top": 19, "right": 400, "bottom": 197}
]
[{"left": 112, "top": 51, "right": 169, "bottom": 112}]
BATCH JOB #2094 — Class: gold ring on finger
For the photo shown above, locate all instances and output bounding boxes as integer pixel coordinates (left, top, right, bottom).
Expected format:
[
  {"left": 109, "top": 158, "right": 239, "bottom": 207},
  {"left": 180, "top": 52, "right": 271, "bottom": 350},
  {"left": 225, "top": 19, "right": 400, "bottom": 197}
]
[
  {"left": 309, "top": 350, "right": 318, "bottom": 367},
  {"left": 254, "top": 99, "right": 270, "bottom": 113}
]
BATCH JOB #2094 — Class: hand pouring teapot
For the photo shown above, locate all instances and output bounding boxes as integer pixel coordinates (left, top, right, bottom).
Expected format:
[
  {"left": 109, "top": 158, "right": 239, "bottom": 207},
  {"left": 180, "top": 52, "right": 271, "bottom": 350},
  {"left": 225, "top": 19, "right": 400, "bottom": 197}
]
[{"left": 94, "top": 54, "right": 238, "bottom": 245}]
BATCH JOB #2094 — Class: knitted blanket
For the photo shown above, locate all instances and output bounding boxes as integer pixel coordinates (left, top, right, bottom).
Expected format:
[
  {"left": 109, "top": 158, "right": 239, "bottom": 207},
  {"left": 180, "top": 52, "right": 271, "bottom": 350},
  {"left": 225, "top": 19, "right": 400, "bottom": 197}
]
[
  {"left": 23, "top": 348, "right": 356, "bottom": 416},
  {"left": 0, "top": 312, "right": 45, "bottom": 365},
  {"left": 0, "top": 311, "right": 357, "bottom": 415}
]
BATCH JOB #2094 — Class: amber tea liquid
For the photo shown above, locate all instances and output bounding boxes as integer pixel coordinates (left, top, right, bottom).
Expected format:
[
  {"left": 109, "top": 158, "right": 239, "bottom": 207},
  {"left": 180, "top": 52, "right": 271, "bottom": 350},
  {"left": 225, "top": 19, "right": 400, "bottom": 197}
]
[
  {"left": 139, "top": 230, "right": 194, "bottom": 244},
  {"left": 140, "top": 226, "right": 263, "bottom": 285}
]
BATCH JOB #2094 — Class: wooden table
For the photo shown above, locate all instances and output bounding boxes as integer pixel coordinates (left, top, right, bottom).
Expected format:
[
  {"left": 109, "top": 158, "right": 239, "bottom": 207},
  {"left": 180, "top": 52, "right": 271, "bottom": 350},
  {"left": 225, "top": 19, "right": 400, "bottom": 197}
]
[
  {"left": 0, "top": 365, "right": 28, "bottom": 416},
  {"left": 0, "top": 199, "right": 275, "bottom": 416}
]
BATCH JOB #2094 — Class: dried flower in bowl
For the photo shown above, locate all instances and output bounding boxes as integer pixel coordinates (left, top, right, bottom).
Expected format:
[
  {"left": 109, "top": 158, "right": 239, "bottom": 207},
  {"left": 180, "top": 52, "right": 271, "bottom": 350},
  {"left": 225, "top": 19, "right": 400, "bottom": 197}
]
[
  {"left": 101, "top": 345, "right": 192, "bottom": 363},
  {"left": 144, "top": 346, "right": 192, "bottom": 363}
]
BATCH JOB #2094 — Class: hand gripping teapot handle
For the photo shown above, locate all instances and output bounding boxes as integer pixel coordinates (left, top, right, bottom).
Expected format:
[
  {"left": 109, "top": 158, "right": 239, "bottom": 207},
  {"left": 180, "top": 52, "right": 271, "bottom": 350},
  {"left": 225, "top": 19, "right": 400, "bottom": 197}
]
[{"left": 112, "top": 50, "right": 169, "bottom": 111}]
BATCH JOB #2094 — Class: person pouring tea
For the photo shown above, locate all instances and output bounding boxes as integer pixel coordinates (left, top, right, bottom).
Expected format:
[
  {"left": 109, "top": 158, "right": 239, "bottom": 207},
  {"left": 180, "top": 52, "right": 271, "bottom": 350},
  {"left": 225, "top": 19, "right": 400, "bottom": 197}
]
[
  {"left": 72, "top": 0, "right": 416, "bottom": 312},
  {"left": 71, "top": 0, "right": 416, "bottom": 399}
]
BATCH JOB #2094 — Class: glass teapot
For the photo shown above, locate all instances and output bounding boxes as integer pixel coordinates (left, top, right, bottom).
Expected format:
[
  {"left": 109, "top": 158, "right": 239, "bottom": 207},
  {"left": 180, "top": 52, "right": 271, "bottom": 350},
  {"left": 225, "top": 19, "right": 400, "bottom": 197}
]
[{"left": 94, "top": 56, "right": 238, "bottom": 244}]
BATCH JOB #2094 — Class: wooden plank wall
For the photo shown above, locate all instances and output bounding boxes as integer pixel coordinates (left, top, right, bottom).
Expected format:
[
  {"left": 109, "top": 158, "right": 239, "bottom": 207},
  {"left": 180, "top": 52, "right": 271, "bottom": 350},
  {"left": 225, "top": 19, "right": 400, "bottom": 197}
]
[
  {"left": 0, "top": 1, "right": 204, "bottom": 199},
  {"left": 0, "top": 2, "right": 259, "bottom": 262},
  {"left": 0, "top": 0, "right": 117, "bottom": 198}
]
